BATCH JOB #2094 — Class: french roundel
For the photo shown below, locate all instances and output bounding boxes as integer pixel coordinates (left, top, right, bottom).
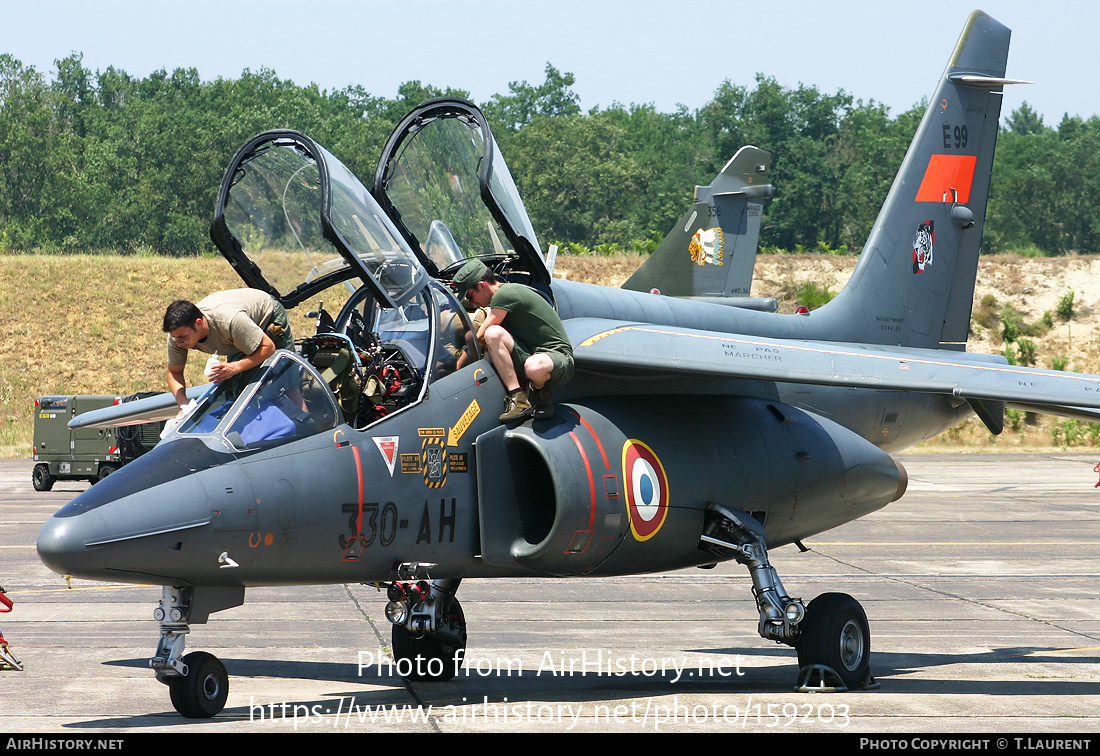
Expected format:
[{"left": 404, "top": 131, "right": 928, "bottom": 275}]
[{"left": 621, "top": 439, "right": 669, "bottom": 541}]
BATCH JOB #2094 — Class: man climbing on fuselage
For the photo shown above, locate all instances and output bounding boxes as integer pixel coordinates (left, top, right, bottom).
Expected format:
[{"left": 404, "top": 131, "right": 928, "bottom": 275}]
[{"left": 453, "top": 260, "right": 574, "bottom": 422}]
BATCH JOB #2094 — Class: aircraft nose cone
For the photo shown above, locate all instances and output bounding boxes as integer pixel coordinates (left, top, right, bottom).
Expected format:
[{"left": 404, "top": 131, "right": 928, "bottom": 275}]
[{"left": 37, "top": 511, "right": 111, "bottom": 578}]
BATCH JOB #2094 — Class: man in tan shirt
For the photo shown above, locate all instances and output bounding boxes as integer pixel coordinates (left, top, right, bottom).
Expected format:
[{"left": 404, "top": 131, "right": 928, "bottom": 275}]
[{"left": 163, "top": 289, "right": 292, "bottom": 415}]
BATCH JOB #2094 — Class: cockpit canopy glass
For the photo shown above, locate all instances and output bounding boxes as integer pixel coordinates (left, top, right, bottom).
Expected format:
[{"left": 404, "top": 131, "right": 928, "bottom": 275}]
[
  {"left": 381, "top": 113, "right": 507, "bottom": 267},
  {"left": 374, "top": 100, "right": 547, "bottom": 283},
  {"left": 221, "top": 139, "right": 335, "bottom": 299},
  {"left": 175, "top": 353, "right": 338, "bottom": 450},
  {"left": 212, "top": 132, "right": 428, "bottom": 309}
]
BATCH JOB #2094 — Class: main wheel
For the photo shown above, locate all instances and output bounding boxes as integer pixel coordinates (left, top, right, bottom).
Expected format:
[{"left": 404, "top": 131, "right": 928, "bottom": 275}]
[
  {"left": 32, "top": 464, "right": 54, "bottom": 492},
  {"left": 391, "top": 596, "right": 466, "bottom": 681},
  {"left": 795, "top": 592, "right": 870, "bottom": 689},
  {"left": 169, "top": 651, "right": 228, "bottom": 718}
]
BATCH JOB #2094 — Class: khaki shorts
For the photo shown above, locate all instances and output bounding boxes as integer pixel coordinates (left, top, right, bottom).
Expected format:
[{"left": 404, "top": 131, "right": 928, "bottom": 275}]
[{"left": 511, "top": 342, "right": 575, "bottom": 386}]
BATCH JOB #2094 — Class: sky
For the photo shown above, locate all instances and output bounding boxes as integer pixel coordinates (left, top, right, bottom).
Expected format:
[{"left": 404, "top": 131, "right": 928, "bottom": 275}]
[{"left": 2, "top": 0, "right": 1095, "bottom": 126}]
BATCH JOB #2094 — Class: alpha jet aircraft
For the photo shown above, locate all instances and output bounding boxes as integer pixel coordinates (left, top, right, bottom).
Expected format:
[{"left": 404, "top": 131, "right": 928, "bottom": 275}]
[
  {"left": 38, "top": 11, "right": 1092, "bottom": 718},
  {"left": 621, "top": 144, "right": 778, "bottom": 312}
]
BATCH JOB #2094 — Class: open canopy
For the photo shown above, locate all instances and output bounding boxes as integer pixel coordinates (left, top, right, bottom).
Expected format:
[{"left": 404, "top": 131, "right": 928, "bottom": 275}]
[
  {"left": 372, "top": 98, "right": 548, "bottom": 285},
  {"left": 210, "top": 131, "right": 429, "bottom": 310}
]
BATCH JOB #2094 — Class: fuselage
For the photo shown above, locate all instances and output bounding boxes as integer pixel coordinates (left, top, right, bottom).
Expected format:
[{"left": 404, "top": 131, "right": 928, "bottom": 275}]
[{"left": 37, "top": 277, "right": 947, "bottom": 591}]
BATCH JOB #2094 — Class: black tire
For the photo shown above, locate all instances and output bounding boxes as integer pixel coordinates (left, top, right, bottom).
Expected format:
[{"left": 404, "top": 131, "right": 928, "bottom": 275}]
[
  {"left": 32, "top": 464, "right": 54, "bottom": 492},
  {"left": 795, "top": 592, "right": 870, "bottom": 689},
  {"left": 97, "top": 464, "right": 117, "bottom": 482},
  {"left": 391, "top": 597, "right": 466, "bottom": 681},
  {"left": 169, "top": 651, "right": 228, "bottom": 718}
]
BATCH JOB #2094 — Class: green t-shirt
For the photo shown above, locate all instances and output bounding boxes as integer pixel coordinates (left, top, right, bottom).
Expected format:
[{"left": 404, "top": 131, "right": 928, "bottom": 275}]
[{"left": 490, "top": 283, "right": 573, "bottom": 357}]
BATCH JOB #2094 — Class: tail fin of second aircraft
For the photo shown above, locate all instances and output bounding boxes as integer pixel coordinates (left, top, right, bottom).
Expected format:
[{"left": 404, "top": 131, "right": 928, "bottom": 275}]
[
  {"left": 622, "top": 146, "right": 774, "bottom": 301},
  {"left": 812, "top": 11, "right": 1022, "bottom": 350}
]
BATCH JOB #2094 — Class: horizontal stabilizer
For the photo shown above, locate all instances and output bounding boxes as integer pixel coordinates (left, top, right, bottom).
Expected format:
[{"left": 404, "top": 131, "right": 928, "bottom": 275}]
[{"left": 949, "top": 75, "right": 1033, "bottom": 87}]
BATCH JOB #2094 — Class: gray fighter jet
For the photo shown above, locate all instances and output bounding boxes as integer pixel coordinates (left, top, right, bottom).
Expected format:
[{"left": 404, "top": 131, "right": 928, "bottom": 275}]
[
  {"left": 40, "top": 11, "right": 1076, "bottom": 718},
  {"left": 622, "top": 145, "right": 777, "bottom": 312}
]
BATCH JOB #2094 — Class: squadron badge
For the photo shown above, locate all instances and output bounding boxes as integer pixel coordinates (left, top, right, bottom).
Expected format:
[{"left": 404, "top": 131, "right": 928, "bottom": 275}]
[
  {"left": 912, "top": 220, "right": 934, "bottom": 274},
  {"left": 688, "top": 227, "right": 724, "bottom": 266}
]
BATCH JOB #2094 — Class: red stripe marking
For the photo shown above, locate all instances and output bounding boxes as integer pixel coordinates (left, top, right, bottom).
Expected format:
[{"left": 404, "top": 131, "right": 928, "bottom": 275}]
[
  {"left": 352, "top": 446, "right": 364, "bottom": 534},
  {"left": 569, "top": 431, "right": 596, "bottom": 528},
  {"left": 568, "top": 410, "right": 609, "bottom": 471},
  {"left": 915, "top": 154, "right": 977, "bottom": 203}
]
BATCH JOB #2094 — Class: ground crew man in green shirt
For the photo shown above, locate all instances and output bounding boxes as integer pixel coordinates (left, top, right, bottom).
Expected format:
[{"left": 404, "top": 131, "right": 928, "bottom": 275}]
[
  {"left": 453, "top": 260, "right": 574, "bottom": 422},
  {"left": 163, "top": 289, "right": 293, "bottom": 418}
]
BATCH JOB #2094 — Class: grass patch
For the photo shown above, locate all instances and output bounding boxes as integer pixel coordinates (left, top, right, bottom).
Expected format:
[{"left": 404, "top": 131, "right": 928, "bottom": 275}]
[
  {"left": 782, "top": 280, "right": 836, "bottom": 310},
  {"left": 0, "top": 253, "right": 243, "bottom": 457}
]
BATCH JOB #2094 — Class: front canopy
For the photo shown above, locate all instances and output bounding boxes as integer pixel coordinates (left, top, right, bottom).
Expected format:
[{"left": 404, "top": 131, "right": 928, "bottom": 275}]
[{"left": 174, "top": 351, "right": 339, "bottom": 451}]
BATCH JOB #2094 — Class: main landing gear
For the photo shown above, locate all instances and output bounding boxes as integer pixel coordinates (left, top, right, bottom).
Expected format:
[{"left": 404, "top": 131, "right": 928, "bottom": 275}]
[
  {"left": 701, "top": 504, "right": 874, "bottom": 691},
  {"left": 383, "top": 564, "right": 467, "bottom": 681},
  {"left": 150, "top": 586, "right": 229, "bottom": 718}
]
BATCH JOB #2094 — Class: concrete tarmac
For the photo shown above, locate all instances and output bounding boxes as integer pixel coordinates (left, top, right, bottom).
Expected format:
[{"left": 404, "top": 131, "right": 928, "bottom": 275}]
[{"left": 2, "top": 455, "right": 1098, "bottom": 734}]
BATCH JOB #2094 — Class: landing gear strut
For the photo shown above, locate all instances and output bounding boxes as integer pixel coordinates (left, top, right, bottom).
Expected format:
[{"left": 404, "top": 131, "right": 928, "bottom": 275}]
[
  {"left": 701, "top": 504, "right": 874, "bottom": 691},
  {"left": 150, "top": 586, "right": 229, "bottom": 718},
  {"left": 383, "top": 564, "right": 467, "bottom": 681}
]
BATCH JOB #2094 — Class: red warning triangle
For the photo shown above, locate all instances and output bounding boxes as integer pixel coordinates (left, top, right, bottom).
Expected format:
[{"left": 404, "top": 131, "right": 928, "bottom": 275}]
[{"left": 374, "top": 436, "right": 399, "bottom": 477}]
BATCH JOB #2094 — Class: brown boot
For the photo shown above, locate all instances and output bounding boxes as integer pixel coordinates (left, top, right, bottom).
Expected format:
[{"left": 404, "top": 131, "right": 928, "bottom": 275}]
[
  {"left": 528, "top": 384, "right": 554, "bottom": 420},
  {"left": 500, "top": 391, "right": 533, "bottom": 422}
]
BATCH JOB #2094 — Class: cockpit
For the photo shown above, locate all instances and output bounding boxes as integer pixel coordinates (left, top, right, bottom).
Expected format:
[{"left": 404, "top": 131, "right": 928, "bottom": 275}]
[
  {"left": 175, "top": 352, "right": 338, "bottom": 450},
  {"left": 166, "top": 274, "right": 480, "bottom": 451},
  {"left": 187, "top": 100, "right": 549, "bottom": 452}
]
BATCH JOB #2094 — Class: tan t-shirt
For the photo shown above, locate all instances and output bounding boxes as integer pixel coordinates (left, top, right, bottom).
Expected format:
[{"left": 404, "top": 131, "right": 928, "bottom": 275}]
[{"left": 167, "top": 289, "right": 277, "bottom": 367}]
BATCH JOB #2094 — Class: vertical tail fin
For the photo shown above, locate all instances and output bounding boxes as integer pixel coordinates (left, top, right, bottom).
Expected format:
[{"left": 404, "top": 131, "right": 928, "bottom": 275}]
[
  {"left": 623, "top": 146, "right": 774, "bottom": 306},
  {"left": 815, "top": 11, "right": 1023, "bottom": 349}
]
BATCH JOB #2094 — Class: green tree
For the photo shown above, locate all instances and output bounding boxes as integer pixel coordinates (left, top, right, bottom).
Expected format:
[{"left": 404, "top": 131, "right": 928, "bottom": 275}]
[
  {"left": 506, "top": 113, "right": 643, "bottom": 245},
  {"left": 482, "top": 63, "right": 581, "bottom": 137},
  {"left": 1006, "top": 101, "right": 1046, "bottom": 136}
]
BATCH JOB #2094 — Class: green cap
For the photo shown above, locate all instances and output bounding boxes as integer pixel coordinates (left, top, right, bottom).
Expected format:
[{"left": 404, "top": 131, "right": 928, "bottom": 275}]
[{"left": 452, "top": 259, "right": 489, "bottom": 295}]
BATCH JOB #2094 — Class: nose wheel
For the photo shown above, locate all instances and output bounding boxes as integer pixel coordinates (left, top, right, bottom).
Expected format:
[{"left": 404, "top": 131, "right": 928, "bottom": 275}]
[
  {"left": 168, "top": 651, "right": 229, "bottom": 718},
  {"left": 150, "top": 586, "right": 235, "bottom": 718}
]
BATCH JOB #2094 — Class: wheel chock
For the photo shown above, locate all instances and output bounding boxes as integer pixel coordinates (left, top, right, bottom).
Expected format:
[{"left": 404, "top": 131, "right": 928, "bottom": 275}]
[
  {"left": 795, "top": 664, "right": 848, "bottom": 692},
  {"left": 795, "top": 664, "right": 879, "bottom": 692},
  {"left": 0, "top": 642, "right": 23, "bottom": 672}
]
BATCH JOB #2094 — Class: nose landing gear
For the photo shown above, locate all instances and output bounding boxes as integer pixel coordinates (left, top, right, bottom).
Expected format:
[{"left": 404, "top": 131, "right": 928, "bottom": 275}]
[{"left": 150, "top": 586, "right": 239, "bottom": 718}]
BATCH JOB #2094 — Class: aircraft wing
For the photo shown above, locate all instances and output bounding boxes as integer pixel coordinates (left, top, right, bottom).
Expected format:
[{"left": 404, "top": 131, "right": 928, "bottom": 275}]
[
  {"left": 68, "top": 385, "right": 212, "bottom": 430},
  {"left": 567, "top": 318, "right": 1100, "bottom": 413}
]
